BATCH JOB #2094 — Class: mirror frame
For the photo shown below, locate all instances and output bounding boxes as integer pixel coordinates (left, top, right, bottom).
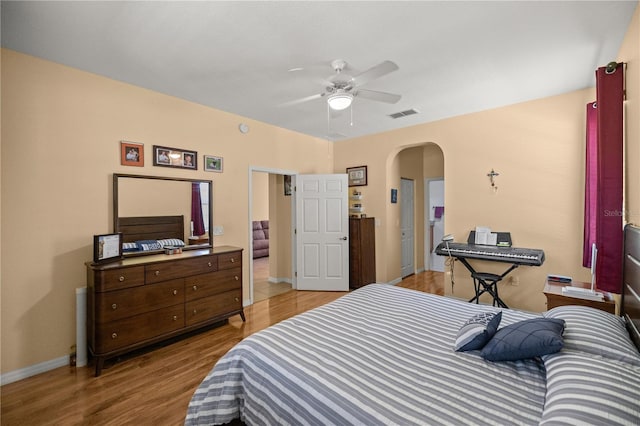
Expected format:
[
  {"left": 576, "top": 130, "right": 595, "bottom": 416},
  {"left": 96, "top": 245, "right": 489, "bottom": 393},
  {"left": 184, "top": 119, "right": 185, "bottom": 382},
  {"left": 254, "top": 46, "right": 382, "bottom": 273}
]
[{"left": 113, "top": 173, "right": 213, "bottom": 255}]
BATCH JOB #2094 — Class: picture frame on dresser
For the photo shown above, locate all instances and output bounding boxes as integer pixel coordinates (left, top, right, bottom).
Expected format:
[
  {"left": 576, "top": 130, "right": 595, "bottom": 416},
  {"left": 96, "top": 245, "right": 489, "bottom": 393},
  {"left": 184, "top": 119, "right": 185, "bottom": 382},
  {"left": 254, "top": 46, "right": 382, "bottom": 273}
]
[{"left": 93, "top": 232, "right": 123, "bottom": 264}]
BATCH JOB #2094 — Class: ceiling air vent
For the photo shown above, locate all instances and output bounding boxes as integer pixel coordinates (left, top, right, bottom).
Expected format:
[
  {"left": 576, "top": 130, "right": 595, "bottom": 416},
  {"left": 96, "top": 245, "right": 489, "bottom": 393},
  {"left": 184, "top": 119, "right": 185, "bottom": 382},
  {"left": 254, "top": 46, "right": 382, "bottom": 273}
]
[{"left": 388, "top": 108, "right": 419, "bottom": 119}]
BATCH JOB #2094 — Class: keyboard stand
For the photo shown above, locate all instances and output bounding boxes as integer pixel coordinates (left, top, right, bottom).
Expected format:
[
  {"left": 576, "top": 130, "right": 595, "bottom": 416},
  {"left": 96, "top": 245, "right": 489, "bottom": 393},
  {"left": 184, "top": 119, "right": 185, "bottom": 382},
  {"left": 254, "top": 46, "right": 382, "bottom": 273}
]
[{"left": 457, "top": 258, "right": 518, "bottom": 309}]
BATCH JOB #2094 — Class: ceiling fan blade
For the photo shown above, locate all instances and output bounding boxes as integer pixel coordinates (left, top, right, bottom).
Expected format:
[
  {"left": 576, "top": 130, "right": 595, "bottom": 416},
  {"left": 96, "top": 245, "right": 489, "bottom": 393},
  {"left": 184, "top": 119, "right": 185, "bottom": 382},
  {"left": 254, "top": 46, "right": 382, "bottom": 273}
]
[
  {"left": 354, "top": 89, "right": 401, "bottom": 104},
  {"left": 351, "top": 60, "right": 399, "bottom": 87},
  {"left": 279, "top": 93, "right": 324, "bottom": 107}
]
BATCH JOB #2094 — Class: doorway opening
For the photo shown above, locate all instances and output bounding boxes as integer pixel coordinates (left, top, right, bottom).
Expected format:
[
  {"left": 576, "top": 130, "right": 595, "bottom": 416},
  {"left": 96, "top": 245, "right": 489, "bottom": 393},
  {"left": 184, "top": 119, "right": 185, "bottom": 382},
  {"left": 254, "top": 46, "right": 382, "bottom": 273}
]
[{"left": 250, "top": 168, "right": 296, "bottom": 304}]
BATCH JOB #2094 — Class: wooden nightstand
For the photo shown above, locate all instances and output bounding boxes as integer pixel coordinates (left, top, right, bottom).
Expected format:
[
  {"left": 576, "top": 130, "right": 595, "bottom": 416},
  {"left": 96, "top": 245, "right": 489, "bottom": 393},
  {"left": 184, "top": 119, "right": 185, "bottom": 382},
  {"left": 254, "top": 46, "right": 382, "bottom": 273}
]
[{"left": 543, "top": 279, "right": 616, "bottom": 314}]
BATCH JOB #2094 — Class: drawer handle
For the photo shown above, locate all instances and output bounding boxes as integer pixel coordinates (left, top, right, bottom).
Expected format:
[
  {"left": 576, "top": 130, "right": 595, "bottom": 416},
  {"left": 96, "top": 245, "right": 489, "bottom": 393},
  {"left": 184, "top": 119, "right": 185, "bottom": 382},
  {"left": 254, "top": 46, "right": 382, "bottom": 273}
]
[
  {"left": 119, "top": 276, "right": 125, "bottom": 282},
  {"left": 173, "top": 315, "right": 178, "bottom": 321},
  {"left": 207, "top": 262, "right": 212, "bottom": 267},
  {"left": 234, "top": 276, "right": 239, "bottom": 281},
  {"left": 173, "top": 289, "right": 178, "bottom": 295},
  {"left": 111, "top": 333, "right": 118, "bottom": 339},
  {"left": 154, "top": 270, "right": 160, "bottom": 276},
  {"left": 234, "top": 297, "right": 239, "bottom": 302},
  {"left": 231, "top": 258, "right": 235, "bottom": 263},
  {"left": 192, "top": 285, "right": 198, "bottom": 291},
  {"left": 192, "top": 309, "right": 197, "bottom": 315},
  {"left": 111, "top": 303, "right": 117, "bottom": 310}
]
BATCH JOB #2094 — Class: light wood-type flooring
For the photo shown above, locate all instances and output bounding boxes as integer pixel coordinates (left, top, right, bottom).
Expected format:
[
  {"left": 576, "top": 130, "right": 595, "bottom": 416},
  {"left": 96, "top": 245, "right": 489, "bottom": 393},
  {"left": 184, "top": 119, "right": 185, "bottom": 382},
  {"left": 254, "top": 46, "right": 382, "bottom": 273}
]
[
  {"left": 252, "top": 257, "right": 292, "bottom": 303},
  {"left": 0, "top": 271, "right": 443, "bottom": 425}
]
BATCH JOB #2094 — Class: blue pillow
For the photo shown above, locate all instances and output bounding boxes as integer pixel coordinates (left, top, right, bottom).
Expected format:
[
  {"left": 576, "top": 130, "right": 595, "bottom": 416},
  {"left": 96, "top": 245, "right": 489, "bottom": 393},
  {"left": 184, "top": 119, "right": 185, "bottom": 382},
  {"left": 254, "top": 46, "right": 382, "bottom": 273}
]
[
  {"left": 481, "top": 317, "right": 565, "bottom": 361},
  {"left": 136, "top": 240, "right": 162, "bottom": 251},
  {"left": 122, "top": 242, "right": 139, "bottom": 252},
  {"left": 157, "top": 238, "right": 186, "bottom": 248},
  {"left": 455, "top": 311, "right": 502, "bottom": 352}
]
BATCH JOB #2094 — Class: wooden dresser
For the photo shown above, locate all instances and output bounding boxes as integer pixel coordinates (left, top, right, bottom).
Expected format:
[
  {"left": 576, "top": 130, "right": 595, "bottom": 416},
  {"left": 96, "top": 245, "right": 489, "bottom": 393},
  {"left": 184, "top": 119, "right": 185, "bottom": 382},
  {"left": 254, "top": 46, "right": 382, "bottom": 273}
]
[
  {"left": 349, "top": 217, "right": 376, "bottom": 288},
  {"left": 86, "top": 246, "right": 243, "bottom": 376}
]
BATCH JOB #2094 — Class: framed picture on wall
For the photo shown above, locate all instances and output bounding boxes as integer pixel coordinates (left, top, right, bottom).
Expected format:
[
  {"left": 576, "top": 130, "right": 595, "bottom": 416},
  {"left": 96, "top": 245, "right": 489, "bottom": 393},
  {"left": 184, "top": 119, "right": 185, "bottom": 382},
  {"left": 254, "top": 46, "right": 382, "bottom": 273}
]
[
  {"left": 153, "top": 145, "right": 197, "bottom": 170},
  {"left": 347, "top": 165, "right": 368, "bottom": 186},
  {"left": 120, "top": 141, "right": 144, "bottom": 167},
  {"left": 204, "top": 155, "right": 223, "bottom": 172},
  {"left": 93, "top": 232, "right": 123, "bottom": 264}
]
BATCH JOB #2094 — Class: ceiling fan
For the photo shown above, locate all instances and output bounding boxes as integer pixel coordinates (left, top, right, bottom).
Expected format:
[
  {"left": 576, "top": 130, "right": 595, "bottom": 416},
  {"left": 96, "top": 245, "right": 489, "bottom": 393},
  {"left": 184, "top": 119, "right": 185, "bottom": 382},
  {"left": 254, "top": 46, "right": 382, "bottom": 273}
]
[{"left": 283, "top": 59, "right": 402, "bottom": 111}]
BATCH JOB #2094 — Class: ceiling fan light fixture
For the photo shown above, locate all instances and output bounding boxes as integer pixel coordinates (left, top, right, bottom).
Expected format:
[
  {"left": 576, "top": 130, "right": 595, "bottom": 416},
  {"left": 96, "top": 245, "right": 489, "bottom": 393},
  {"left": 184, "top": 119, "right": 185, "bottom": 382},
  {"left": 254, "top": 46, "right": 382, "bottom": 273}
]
[{"left": 327, "top": 92, "right": 353, "bottom": 110}]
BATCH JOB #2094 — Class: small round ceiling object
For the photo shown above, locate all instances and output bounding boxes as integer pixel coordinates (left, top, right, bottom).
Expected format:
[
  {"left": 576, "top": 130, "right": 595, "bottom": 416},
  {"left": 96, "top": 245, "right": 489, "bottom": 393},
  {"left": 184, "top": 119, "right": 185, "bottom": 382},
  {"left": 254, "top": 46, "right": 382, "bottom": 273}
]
[{"left": 239, "top": 123, "right": 250, "bottom": 134}]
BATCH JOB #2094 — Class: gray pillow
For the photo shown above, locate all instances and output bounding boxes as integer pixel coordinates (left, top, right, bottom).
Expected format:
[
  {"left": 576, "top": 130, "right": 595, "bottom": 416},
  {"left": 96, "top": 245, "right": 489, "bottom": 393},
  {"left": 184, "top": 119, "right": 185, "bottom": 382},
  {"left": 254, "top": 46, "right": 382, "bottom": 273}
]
[
  {"left": 455, "top": 311, "right": 502, "bottom": 352},
  {"left": 544, "top": 305, "right": 640, "bottom": 366},
  {"left": 481, "top": 317, "right": 565, "bottom": 361}
]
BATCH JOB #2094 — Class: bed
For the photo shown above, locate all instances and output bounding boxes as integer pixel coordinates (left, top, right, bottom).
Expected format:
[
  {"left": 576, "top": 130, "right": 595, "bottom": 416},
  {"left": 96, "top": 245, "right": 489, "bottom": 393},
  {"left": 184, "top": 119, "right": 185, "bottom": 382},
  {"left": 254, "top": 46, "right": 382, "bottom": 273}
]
[{"left": 185, "top": 225, "right": 640, "bottom": 426}]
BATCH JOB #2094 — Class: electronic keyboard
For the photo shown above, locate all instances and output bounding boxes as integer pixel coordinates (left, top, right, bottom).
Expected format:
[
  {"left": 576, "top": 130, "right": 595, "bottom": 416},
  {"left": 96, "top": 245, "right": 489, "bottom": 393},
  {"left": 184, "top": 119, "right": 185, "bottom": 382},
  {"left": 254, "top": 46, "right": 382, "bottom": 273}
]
[{"left": 435, "top": 242, "right": 545, "bottom": 266}]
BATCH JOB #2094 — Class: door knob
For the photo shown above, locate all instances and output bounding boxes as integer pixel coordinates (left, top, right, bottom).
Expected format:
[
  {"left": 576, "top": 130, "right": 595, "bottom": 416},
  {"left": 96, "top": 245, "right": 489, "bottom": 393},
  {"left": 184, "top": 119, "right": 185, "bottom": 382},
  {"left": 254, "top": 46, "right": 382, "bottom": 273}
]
[{"left": 339, "top": 236, "right": 347, "bottom": 240}]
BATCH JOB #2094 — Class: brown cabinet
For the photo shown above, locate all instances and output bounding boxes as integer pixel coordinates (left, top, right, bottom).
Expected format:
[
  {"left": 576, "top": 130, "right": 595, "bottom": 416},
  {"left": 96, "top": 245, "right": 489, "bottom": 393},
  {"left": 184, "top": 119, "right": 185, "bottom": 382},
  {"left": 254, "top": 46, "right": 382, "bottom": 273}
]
[
  {"left": 87, "top": 246, "right": 243, "bottom": 376},
  {"left": 349, "top": 217, "right": 376, "bottom": 288}
]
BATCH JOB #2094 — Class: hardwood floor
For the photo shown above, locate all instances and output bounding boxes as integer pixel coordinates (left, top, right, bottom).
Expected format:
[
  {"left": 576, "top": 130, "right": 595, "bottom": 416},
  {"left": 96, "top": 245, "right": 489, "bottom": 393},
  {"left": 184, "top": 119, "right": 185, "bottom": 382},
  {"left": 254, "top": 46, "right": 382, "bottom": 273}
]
[
  {"left": 0, "top": 271, "right": 443, "bottom": 425},
  {"left": 253, "top": 257, "right": 292, "bottom": 303}
]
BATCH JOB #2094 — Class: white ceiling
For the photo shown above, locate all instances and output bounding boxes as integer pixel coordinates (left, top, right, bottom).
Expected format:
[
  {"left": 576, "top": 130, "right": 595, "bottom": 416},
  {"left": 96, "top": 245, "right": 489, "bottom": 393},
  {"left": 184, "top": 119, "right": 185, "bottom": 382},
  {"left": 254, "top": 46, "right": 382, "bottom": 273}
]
[{"left": 2, "top": 1, "right": 637, "bottom": 141}]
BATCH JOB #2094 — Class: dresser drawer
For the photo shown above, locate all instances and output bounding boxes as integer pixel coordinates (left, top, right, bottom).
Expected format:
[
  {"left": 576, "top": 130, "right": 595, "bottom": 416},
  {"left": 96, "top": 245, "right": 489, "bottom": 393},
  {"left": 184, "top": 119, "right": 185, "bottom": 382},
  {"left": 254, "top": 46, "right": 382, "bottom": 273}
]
[
  {"left": 185, "top": 289, "right": 242, "bottom": 326},
  {"left": 95, "top": 278, "right": 184, "bottom": 323},
  {"left": 218, "top": 251, "right": 242, "bottom": 270},
  {"left": 95, "top": 304, "right": 184, "bottom": 353},
  {"left": 184, "top": 267, "right": 242, "bottom": 302},
  {"left": 93, "top": 266, "right": 145, "bottom": 292},
  {"left": 145, "top": 255, "right": 218, "bottom": 284}
]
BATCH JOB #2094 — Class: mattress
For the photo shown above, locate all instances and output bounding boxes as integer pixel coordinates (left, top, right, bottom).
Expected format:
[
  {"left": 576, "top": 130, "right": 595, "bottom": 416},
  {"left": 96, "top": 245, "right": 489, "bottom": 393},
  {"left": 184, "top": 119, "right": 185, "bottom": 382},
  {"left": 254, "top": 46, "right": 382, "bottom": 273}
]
[{"left": 185, "top": 284, "right": 550, "bottom": 425}]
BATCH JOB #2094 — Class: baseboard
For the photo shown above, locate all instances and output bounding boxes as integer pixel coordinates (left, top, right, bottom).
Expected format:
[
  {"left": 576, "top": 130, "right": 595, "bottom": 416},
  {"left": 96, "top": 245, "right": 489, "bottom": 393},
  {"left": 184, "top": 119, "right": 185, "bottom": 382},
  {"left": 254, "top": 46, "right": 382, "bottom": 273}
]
[
  {"left": 388, "top": 277, "right": 403, "bottom": 285},
  {"left": 0, "top": 355, "right": 69, "bottom": 386},
  {"left": 268, "top": 276, "right": 292, "bottom": 284}
]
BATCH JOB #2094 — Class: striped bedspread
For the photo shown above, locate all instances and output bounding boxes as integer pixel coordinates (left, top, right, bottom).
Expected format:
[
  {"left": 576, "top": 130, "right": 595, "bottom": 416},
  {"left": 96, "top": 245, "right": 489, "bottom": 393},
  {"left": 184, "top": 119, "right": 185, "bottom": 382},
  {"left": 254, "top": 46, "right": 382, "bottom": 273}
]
[{"left": 186, "top": 284, "right": 550, "bottom": 425}]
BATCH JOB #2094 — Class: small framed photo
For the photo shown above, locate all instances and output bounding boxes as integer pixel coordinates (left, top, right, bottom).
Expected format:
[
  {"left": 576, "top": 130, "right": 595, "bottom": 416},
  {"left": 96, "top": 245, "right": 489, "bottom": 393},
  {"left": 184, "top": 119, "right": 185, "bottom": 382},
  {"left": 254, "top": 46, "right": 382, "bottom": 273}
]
[
  {"left": 153, "top": 145, "right": 197, "bottom": 170},
  {"left": 93, "top": 233, "right": 123, "bottom": 264},
  {"left": 204, "top": 155, "right": 223, "bottom": 172},
  {"left": 347, "top": 165, "right": 368, "bottom": 187},
  {"left": 120, "top": 141, "right": 144, "bottom": 167}
]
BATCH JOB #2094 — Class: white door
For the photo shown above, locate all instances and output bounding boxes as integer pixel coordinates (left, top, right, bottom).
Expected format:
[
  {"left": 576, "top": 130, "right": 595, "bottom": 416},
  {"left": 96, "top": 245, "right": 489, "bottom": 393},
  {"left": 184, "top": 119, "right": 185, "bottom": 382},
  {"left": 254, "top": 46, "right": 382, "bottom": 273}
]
[
  {"left": 400, "top": 178, "right": 415, "bottom": 278},
  {"left": 295, "top": 174, "right": 349, "bottom": 291},
  {"left": 428, "top": 179, "right": 445, "bottom": 272}
]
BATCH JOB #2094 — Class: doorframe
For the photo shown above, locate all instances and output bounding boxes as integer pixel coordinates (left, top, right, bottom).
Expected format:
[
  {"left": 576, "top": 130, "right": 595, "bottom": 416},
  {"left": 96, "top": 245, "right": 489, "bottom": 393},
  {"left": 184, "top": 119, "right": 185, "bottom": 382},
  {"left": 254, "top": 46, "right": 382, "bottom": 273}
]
[
  {"left": 248, "top": 166, "right": 298, "bottom": 306},
  {"left": 424, "top": 177, "right": 445, "bottom": 271},
  {"left": 400, "top": 177, "right": 415, "bottom": 278}
]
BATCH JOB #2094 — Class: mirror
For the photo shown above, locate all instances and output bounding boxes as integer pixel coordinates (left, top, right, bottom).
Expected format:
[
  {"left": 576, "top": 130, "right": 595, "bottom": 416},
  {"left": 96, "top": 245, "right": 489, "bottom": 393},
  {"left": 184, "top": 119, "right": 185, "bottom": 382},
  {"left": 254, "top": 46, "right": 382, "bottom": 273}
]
[{"left": 113, "top": 173, "right": 213, "bottom": 255}]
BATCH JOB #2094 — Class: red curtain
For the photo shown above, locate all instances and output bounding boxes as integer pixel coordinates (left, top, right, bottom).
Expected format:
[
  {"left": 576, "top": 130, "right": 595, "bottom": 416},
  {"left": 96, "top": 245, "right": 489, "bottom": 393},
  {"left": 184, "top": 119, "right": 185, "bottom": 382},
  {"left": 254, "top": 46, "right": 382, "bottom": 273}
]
[
  {"left": 583, "top": 63, "right": 624, "bottom": 293},
  {"left": 191, "top": 183, "right": 205, "bottom": 237},
  {"left": 582, "top": 102, "right": 598, "bottom": 268}
]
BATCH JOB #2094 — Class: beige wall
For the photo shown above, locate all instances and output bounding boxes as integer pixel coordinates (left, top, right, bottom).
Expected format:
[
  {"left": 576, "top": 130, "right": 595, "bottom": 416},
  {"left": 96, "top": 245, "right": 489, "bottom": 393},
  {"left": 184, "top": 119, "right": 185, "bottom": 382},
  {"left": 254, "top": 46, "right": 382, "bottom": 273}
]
[
  {"left": 269, "top": 174, "right": 292, "bottom": 281},
  {"left": 336, "top": 89, "right": 596, "bottom": 310},
  {"left": 621, "top": 6, "right": 640, "bottom": 225},
  {"left": 1, "top": 4, "right": 638, "bottom": 377},
  {"left": 1, "top": 49, "right": 332, "bottom": 374},
  {"left": 334, "top": 4, "right": 638, "bottom": 306},
  {"left": 251, "top": 172, "right": 269, "bottom": 221}
]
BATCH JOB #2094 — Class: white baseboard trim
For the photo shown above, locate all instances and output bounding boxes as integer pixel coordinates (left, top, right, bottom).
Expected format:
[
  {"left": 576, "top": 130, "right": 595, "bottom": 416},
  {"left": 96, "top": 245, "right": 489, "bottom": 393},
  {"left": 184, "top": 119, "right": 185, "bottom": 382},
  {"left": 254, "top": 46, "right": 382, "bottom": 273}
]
[
  {"left": 388, "top": 277, "right": 403, "bottom": 285},
  {"left": 1, "top": 355, "right": 69, "bottom": 386},
  {"left": 268, "top": 276, "right": 292, "bottom": 284}
]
